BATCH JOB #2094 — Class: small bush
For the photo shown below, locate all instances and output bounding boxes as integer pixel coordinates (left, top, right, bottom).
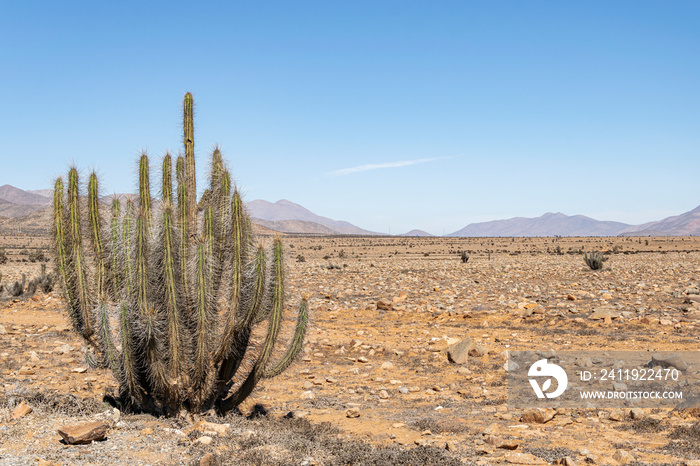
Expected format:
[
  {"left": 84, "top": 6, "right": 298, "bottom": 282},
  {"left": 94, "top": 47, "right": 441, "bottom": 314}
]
[
  {"left": 583, "top": 251, "right": 604, "bottom": 270},
  {"left": 28, "top": 249, "right": 47, "bottom": 263},
  {"left": 460, "top": 251, "right": 469, "bottom": 263},
  {"left": 296, "top": 254, "right": 306, "bottom": 262},
  {"left": 0, "top": 248, "right": 6, "bottom": 264}
]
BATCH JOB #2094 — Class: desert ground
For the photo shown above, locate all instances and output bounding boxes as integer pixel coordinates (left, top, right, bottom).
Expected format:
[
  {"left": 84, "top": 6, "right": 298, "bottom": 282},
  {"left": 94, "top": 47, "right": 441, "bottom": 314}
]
[{"left": 2, "top": 234, "right": 700, "bottom": 465}]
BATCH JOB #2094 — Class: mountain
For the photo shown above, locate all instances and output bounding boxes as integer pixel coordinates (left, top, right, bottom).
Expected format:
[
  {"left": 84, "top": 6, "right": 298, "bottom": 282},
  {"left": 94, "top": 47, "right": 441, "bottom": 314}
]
[
  {"left": 449, "top": 212, "right": 631, "bottom": 237},
  {"left": 0, "top": 185, "right": 52, "bottom": 206},
  {"left": 0, "top": 199, "right": 47, "bottom": 218},
  {"left": 247, "top": 199, "right": 380, "bottom": 235},
  {"left": 619, "top": 205, "right": 700, "bottom": 236},
  {"left": 400, "top": 229, "right": 434, "bottom": 237},
  {"left": 252, "top": 219, "right": 338, "bottom": 235}
]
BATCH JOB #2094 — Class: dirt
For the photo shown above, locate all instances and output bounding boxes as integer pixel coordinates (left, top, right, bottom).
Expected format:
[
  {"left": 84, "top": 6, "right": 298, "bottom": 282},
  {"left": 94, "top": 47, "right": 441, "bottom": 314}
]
[{"left": 2, "top": 235, "right": 700, "bottom": 465}]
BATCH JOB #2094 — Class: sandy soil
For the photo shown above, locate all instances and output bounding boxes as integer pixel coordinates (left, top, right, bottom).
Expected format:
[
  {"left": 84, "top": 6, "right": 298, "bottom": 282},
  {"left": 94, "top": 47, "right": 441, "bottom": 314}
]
[{"left": 2, "top": 235, "right": 700, "bottom": 465}]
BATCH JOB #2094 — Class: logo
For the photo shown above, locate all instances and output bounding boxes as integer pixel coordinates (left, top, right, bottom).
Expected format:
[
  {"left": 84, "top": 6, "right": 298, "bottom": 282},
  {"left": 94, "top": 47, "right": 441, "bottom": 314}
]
[{"left": 528, "top": 359, "right": 568, "bottom": 398}]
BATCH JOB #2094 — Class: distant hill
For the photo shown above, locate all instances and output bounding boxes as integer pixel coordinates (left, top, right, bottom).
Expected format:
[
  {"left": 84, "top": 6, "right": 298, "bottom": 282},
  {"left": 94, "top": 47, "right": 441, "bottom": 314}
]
[
  {"left": 619, "top": 205, "right": 700, "bottom": 236},
  {"left": 400, "top": 229, "right": 434, "bottom": 237},
  {"left": 0, "top": 185, "right": 51, "bottom": 206},
  {"left": 252, "top": 218, "right": 338, "bottom": 235},
  {"left": 449, "top": 212, "right": 631, "bottom": 237},
  {"left": 247, "top": 199, "right": 380, "bottom": 235}
]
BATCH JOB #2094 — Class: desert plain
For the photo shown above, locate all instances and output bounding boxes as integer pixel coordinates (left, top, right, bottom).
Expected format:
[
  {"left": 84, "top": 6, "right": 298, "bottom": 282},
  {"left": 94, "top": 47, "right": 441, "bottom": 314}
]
[{"left": 2, "top": 234, "right": 700, "bottom": 465}]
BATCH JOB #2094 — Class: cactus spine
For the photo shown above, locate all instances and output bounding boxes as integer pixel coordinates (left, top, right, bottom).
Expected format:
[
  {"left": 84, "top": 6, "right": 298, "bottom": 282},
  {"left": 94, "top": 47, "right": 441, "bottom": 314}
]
[{"left": 52, "top": 93, "right": 308, "bottom": 416}]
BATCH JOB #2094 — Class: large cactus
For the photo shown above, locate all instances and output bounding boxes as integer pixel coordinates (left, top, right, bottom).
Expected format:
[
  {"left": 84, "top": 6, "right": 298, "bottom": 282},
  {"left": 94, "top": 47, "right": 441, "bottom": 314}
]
[{"left": 52, "top": 93, "right": 309, "bottom": 415}]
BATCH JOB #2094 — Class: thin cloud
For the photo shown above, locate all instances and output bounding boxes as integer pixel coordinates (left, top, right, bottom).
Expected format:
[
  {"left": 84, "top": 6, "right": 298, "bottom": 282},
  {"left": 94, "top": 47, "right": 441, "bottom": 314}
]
[{"left": 329, "top": 156, "right": 453, "bottom": 176}]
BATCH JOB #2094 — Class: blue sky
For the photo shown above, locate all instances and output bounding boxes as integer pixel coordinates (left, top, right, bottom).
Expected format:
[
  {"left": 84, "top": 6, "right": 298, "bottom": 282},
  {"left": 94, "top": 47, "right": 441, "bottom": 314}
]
[{"left": 2, "top": 1, "right": 698, "bottom": 235}]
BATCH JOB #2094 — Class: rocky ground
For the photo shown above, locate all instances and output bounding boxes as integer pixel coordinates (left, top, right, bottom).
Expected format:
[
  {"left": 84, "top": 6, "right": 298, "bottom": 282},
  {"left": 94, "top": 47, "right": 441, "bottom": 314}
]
[{"left": 2, "top": 235, "right": 700, "bottom": 465}]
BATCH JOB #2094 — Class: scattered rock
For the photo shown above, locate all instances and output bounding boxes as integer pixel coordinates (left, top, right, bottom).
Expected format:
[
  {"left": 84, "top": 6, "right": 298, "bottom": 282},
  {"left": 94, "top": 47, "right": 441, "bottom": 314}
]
[
  {"left": 11, "top": 401, "right": 32, "bottom": 419},
  {"left": 199, "top": 453, "right": 217, "bottom": 466},
  {"left": 468, "top": 343, "right": 487, "bottom": 357},
  {"left": 612, "top": 449, "right": 635, "bottom": 464},
  {"left": 345, "top": 408, "right": 361, "bottom": 418},
  {"left": 196, "top": 436, "right": 213, "bottom": 445},
  {"left": 520, "top": 407, "right": 556, "bottom": 424},
  {"left": 588, "top": 307, "right": 620, "bottom": 320},
  {"left": 376, "top": 298, "right": 393, "bottom": 311},
  {"left": 608, "top": 408, "right": 623, "bottom": 421},
  {"left": 503, "top": 451, "right": 548, "bottom": 464},
  {"left": 651, "top": 353, "right": 688, "bottom": 371},
  {"left": 58, "top": 421, "right": 109, "bottom": 445},
  {"left": 446, "top": 337, "right": 472, "bottom": 364}
]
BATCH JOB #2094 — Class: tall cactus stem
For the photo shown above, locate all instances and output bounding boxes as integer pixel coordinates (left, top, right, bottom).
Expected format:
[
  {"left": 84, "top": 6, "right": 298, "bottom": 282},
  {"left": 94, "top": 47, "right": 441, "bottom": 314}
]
[
  {"left": 68, "top": 168, "right": 93, "bottom": 338},
  {"left": 88, "top": 172, "right": 106, "bottom": 300},
  {"left": 184, "top": 92, "right": 196, "bottom": 234}
]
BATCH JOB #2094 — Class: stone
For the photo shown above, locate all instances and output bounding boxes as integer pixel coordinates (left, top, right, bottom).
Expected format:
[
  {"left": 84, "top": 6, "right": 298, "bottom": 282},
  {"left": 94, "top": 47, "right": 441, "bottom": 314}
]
[
  {"left": 520, "top": 407, "right": 555, "bottom": 424},
  {"left": 608, "top": 408, "right": 623, "bottom": 421},
  {"left": 346, "top": 408, "right": 361, "bottom": 418},
  {"left": 651, "top": 353, "right": 688, "bottom": 371},
  {"left": 380, "top": 361, "right": 394, "bottom": 370},
  {"left": 629, "top": 408, "right": 645, "bottom": 420},
  {"left": 199, "top": 453, "right": 217, "bottom": 466},
  {"left": 378, "top": 390, "right": 389, "bottom": 399},
  {"left": 553, "top": 458, "right": 577, "bottom": 466},
  {"left": 504, "top": 452, "right": 548, "bottom": 464},
  {"left": 446, "top": 337, "right": 472, "bottom": 364},
  {"left": 196, "top": 436, "right": 213, "bottom": 445},
  {"left": 376, "top": 299, "right": 393, "bottom": 311},
  {"left": 11, "top": 401, "right": 32, "bottom": 419},
  {"left": 612, "top": 449, "right": 634, "bottom": 464},
  {"left": 301, "top": 391, "right": 315, "bottom": 400},
  {"left": 200, "top": 421, "right": 229, "bottom": 436},
  {"left": 58, "top": 421, "right": 109, "bottom": 445},
  {"left": 503, "top": 360, "right": 519, "bottom": 372},
  {"left": 588, "top": 307, "right": 620, "bottom": 320},
  {"left": 468, "top": 343, "right": 487, "bottom": 357}
]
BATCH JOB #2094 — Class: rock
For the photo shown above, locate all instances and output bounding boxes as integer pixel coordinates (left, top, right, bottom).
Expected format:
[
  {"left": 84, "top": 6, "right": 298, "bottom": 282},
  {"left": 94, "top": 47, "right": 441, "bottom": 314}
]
[
  {"left": 398, "top": 387, "right": 409, "bottom": 394},
  {"left": 346, "top": 408, "right": 361, "bottom": 418},
  {"left": 447, "top": 337, "right": 472, "bottom": 364},
  {"left": 0, "top": 324, "right": 5, "bottom": 334},
  {"left": 11, "top": 401, "right": 32, "bottom": 419},
  {"left": 200, "top": 421, "right": 229, "bottom": 436},
  {"left": 630, "top": 408, "right": 645, "bottom": 420},
  {"left": 520, "top": 407, "right": 555, "bottom": 424},
  {"left": 393, "top": 291, "right": 408, "bottom": 303},
  {"left": 503, "top": 360, "right": 519, "bottom": 372},
  {"left": 498, "top": 441, "right": 520, "bottom": 450},
  {"left": 376, "top": 299, "right": 393, "bottom": 311},
  {"left": 196, "top": 436, "right": 213, "bottom": 445},
  {"left": 608, "top": 408, "right": 623, "bottom": 421},
  {"left": 612, "top": 449, "right": 634, "bottom": 464},
  {"left": 504, "top": 451, "right": 548, "bottom": 464},
  {"left": 58, "top": 421, "right": 109, "bottom": 445},
  {"left": 553, "top": 458, "right": 577, "bottom": 466},
  {"left": 651, "top": 353, "right": 688, "bottom": 371},
  {"left": 468, "top": 343, "right": 487, "bottom": 357},
  {"left": 199, "top": 453, "right": 217, "bottom": 466},
  {"left": 588, "top": 307, "right": 620, "bottom": 320},
  {"left": 301, "top": 391, "right": 315, "bottom": 400},
  {"left": 378, "top": 390, "right": 389, "bottom": 399},
  {"left": 357, "top": 356, "right": 369, "bottom": 363},
  {"left": 380, "top": 361, "right": 394, "bottom": 370},
  {"left": 567, "top": 294, "right": 576, "bottom": 301}
]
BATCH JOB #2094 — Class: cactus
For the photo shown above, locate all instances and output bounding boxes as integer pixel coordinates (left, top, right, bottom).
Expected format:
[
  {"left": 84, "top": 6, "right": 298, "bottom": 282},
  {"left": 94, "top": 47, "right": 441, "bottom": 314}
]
[
  {"left": 52, "top": 93, "right": 309, "bottom": 416},
  {"left": 583, "top": 251, "right": 604, "bottom": 270}
]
